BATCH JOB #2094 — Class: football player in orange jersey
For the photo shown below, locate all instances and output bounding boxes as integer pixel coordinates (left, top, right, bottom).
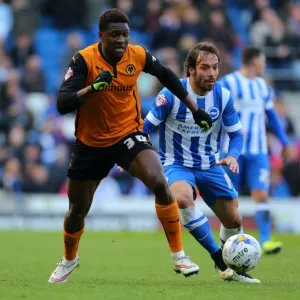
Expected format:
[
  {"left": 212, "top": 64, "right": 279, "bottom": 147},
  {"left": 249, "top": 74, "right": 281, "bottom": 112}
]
[{"left": 48, "top": 8, "right": 212, "bottom": 283}]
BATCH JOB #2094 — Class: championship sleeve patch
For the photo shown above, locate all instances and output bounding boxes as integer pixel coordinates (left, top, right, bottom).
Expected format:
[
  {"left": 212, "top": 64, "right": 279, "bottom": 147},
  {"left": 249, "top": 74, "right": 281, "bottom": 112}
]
[
  {"left": 156, "top": 94, "right": 167, "bottom": 107},
  {"left": 65, "top": 67, "right": 74, "bottom": 81}
]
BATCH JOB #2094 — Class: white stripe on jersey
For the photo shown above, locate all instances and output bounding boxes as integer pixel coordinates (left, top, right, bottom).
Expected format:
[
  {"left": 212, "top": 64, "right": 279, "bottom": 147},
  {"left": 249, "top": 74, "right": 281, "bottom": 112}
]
[
  {"left": 164, "top": 97, "right": 181, "bottom": 166},
  {"left": 181, "top": 100, "right": 194, "bottom": 168},
  {"left": 147, "top": 112, "right": 161, "bottom": 126},
  {"left": 224, "top": 123, "right": 242, "bottom": 133},
  {"left": 250, "top": 113, "right": 260, "bottom": 154},
  {"left": 164, "top": 126, "right": 175, "bottom": 166},
  {"left": 265, "top": 101, "right": 274, "bottom": 110}
]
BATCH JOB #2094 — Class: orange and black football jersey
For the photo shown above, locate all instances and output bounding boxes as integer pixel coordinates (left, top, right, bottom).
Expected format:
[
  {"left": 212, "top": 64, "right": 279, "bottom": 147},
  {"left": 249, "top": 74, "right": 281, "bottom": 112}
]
[{"left": 60, "top": 43, "right": 146, "bottom": 147}]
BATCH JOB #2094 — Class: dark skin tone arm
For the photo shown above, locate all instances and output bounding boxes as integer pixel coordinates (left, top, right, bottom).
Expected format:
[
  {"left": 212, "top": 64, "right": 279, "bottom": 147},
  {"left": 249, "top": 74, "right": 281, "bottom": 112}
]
[{"left": 77, "top": 85, "right": 93, "bottom": 106}]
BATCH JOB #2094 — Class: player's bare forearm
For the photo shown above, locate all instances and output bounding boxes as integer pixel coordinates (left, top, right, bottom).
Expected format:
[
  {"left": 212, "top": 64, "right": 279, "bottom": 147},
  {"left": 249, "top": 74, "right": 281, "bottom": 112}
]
[
  {"left": 180, "top": 94, "right": 198, "bottom": 113},
  {"left": 77, "top": 85, "right": 93, "bottom": 106}
]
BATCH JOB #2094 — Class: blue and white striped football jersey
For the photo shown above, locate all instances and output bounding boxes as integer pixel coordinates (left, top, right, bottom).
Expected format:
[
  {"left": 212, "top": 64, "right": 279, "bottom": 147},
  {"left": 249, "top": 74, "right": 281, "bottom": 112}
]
[
  {"left": 219, "top": 71, "right": 274, "bottom": 155},
  {"left": 145, "top": 78, "right": 241, "bottom": 170}
]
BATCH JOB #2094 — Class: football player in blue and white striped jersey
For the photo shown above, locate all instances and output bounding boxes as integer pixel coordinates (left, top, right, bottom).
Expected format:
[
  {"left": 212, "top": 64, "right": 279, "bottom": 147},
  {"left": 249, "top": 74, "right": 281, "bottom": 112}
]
[
  {"left": 219, "top": 47, "right": 292, "bottom": 255},
  {"left": 143, "top": 42, "right": 260, "bottom": 283}
]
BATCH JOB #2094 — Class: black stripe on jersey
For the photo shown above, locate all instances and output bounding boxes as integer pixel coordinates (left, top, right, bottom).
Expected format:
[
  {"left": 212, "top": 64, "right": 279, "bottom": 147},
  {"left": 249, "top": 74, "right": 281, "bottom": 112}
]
[{"left": 133, "top": 90, "right": 140, "bottom": 129}]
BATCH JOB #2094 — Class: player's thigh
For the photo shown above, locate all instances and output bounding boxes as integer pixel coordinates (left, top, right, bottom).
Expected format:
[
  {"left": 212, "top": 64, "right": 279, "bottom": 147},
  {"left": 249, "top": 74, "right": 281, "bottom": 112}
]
[
  {"left": 246, "top": 154, "right": 270, "bottom": 195},
  {"left": 115, "top": 132, "right": 163, "bottom": 190},
  {"left": 165, "top": 165, "right": 197, "bottom": 208},
  {"left": 196, "top": 165, "right": 238, "bottom": 207}
]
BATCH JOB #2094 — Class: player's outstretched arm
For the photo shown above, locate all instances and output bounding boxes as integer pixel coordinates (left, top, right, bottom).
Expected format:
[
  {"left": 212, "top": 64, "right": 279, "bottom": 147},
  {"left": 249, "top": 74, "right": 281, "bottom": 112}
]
[{"left": 143, "top": 51, "right": 212, "bottom": 131}]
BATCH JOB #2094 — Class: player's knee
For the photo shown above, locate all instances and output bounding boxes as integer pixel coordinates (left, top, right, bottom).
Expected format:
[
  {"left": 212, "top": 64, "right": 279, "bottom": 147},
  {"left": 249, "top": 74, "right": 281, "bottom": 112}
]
[
  {"left": 147, "top": 171, "right": 168, "bottom": 194},
  {"left": 222, "top": 214, "right": 242, "bottom": 229},
  {"left": 68, "top": 204, "right": 88, "bottom": 221},
  {"left": 252, "top": 190, "right": 268, "bottom": 202},
  {"left": 176, "top": 194, "right": 193, "bottom": 209}
]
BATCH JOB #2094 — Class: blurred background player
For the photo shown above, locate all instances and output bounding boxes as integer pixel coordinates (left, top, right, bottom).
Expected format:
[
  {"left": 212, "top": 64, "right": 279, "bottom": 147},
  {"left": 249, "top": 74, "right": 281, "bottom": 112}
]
[
  {"left": 219, "top": 46, "right": 292, "bottom": 254},
  {"left": 143, "top": 42, "right": 260, "bottom": 283},
  {"left": 47, "top": 8, "right": 213, "bottom": 283}
]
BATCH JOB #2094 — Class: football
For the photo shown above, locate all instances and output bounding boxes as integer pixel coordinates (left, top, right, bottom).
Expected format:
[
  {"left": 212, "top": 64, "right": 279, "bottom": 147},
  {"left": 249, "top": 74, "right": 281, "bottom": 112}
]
[{"left": 222, "top": 234, "right": 261, "bottom": 273}]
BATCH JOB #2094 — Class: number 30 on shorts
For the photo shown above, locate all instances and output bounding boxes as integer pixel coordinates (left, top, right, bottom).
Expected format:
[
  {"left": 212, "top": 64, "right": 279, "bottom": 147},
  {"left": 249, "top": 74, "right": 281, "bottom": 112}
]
[{"left": 123, "top": 135, "right": 148, "bottom": 150}]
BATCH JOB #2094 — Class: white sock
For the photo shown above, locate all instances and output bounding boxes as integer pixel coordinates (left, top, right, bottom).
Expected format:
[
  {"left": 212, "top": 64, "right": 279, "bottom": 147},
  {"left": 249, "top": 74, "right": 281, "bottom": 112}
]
[
  {"left": 220, "top": 224, "right": 243, "bottom": 248},
  {"left": 171, "top": 205, "right": 199, "bottom": 260},
  {"left": 179, "top": 204, "right": 203, "bottom": 227},
  {"left": 63, "top": 253, "right": 79, "bottom": 263},
  {"left": 171, "top": 250, "right": 185, "bottom": 260}
]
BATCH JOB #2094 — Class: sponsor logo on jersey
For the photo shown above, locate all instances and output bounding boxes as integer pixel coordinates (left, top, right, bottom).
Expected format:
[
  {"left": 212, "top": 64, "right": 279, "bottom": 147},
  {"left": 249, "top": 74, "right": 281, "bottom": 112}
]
[
  {"left": 101, "top": 84, "right": 134, "bottom": 92},
  {"left": 156, "top": 94, "right": 167, "bottom": 107},
  {"left": 65, "top": 67, "right": 73, "bottom": 81}
]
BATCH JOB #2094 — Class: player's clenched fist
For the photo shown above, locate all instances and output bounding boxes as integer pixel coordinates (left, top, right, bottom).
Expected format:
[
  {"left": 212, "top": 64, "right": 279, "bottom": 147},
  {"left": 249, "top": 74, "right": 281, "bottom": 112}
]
[
  {"left": 193, "top": 108, "right": 213, "bottom": 132},
  {"left": 91, "top": 71, "right": 114, "bottom": 91}
]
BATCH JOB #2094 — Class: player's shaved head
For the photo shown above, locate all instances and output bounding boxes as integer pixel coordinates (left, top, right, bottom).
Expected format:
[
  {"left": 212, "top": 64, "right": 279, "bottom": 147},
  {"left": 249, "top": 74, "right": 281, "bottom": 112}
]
[
  {"left": 99, "top": 8, "right": 130, "bottom": 32},
  {"left": 185, "top": 42, "right": 220, "bottom": 77},
  {"left": 242, "top": 47, "right": 263, "bottom": 66}
]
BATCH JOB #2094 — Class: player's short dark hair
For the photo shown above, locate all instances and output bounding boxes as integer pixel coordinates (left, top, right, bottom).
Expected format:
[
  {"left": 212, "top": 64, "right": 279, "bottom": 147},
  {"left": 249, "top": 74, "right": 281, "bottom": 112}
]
[
  {"left": 99, "top": 8, "right": 130, "bottom": 32},
  {"left": 184, "top": 42, "right": 220, "bottom": 77},
  {"left": 242, "top": 46, "right": 263, "bottom": 65}
]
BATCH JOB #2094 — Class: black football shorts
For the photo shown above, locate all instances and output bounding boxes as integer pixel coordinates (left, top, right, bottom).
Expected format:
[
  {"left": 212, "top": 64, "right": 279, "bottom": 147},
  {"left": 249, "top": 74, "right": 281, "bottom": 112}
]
[{"left": 67, "top": 132, "right": 154, "bottom": 180}]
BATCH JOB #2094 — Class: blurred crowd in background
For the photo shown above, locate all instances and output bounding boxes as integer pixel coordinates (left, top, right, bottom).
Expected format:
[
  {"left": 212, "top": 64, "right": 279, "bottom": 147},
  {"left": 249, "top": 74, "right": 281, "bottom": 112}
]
[{"left": 0, "top": 0, "right": 300, "bottom": 200}]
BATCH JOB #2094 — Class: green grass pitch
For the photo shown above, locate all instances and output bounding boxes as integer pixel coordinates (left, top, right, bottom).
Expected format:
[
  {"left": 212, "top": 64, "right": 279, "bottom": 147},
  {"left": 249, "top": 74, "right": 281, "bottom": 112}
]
[{"left": 0, "top": 231, "right": 299, "bottom": 300}]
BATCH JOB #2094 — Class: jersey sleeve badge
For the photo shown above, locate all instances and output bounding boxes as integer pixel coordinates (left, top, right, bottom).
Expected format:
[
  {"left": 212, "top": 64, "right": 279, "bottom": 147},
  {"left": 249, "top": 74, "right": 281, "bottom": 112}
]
[
  {"left": 64, "top": 67, "right": 74, "bottom": 81},
  {"left": 156, "top": 94, "right": 167, "bottom": 107}
]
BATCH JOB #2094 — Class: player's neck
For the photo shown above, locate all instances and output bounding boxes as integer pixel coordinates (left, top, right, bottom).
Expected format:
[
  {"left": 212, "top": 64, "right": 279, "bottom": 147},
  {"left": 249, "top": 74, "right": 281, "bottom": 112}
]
[
  {"left": 240, "top": 67, "right": 256, "bottom": 80},
  {"left": 99, "top": 42, "right": 121, "bottom": 65},
  {"left": 189, "top": 78, "right": 209, "bottom": 96}
]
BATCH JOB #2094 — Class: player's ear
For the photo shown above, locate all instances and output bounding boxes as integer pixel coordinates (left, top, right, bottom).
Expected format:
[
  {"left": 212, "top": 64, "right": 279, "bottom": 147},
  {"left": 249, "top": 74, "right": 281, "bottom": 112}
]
[
  {"left": 99, "top": 31, "right": 103, "bottom": 40},
  {"left": 189, "top": 67, "right": 195, "bottom": 76}
]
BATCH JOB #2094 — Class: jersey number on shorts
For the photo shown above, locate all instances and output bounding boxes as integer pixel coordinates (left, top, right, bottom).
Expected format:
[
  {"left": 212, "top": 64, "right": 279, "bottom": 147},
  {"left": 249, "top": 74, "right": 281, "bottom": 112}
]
[
  {"left": 259, "top": 168, "right": 269, "bottom": 185},
  {"left": 123, "top": 135, "right": 148, "bottom": 150}
]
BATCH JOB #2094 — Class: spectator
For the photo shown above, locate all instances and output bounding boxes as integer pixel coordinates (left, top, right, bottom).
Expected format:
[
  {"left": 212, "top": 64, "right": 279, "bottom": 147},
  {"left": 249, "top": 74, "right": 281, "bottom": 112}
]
[
  {"left": 1, "top": 73, "right": 34, "bottom": 134},
  {"left": 22, "top": 55, "right": 45, "bottom": 93},
  {"left": 62, "top": 32, "right": 84, "bottom": 73},
  {"left": 0, "top": 0, "right": 13, "bottom": 40},
  {"left": 269, "top": 154, "right": 292, "bottom": 197},
  {"left": 283, "top": 153, "right": 300, "bottom": 196},
  {"left": 9, "top": 33, "right": 35, "bottom": 68},
  {"left": 206, "top": 9, "right": 235, "bottom": 52},
  {"left": 144, "top": 0, "right": 162, "bottom": 33},
  {"left": 43, "top": 0, "right": 87, "bottom": 29},
  {"left": 180, "top": 6, "right": 207, "bottom": 41},
  {"left": 151, "top": 7, "right": 182, "bottom": 50},
  {"left": 11, "top": 0, "right": 38, "bottom": 37},
  {"left": 114, "top": 0, "right": 144, "bottom": 31},
  {"left": 250, "top": 8, "right": 280, "bottom": 47}
]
